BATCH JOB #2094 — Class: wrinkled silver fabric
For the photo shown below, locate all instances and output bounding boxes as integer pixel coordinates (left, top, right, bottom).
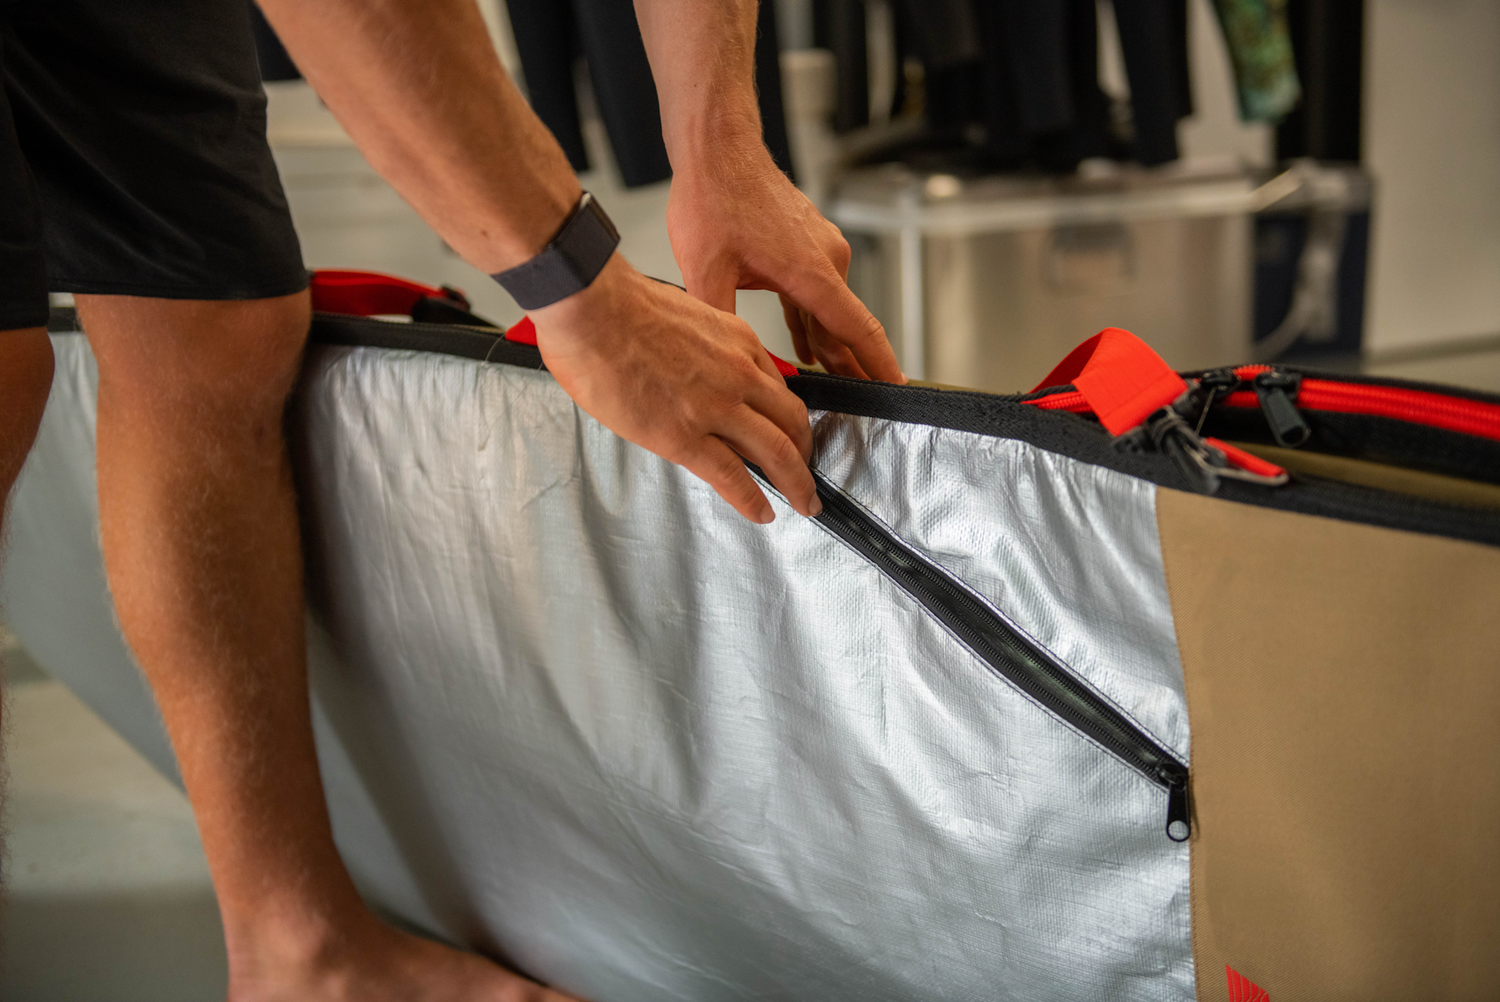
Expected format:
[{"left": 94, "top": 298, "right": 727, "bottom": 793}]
[
  {"left": 5, "top": 333, "right": 1195, "bottom": 1001},
  {"left": 1, "top": 338, "right": 181, "bottom": 783}
]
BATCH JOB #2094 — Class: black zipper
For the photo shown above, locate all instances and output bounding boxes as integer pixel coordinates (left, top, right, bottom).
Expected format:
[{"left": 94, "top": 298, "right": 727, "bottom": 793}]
[{"left": 804, "top": 468, "right": 1192, "bottom": 842}]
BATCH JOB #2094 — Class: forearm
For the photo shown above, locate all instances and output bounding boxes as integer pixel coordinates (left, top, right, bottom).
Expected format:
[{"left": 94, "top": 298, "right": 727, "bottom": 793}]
[
  {"left": 257, "top": 0, "right": 579, "bottom": 272},
  {"left": 633, "top": 0, "right": 767, "bottom": 172}
]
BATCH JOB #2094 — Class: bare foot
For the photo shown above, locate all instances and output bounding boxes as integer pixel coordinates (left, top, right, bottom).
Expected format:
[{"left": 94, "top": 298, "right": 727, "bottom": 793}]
[{"left": 227, "top": 915, "right": 586, "bottom": 1002}]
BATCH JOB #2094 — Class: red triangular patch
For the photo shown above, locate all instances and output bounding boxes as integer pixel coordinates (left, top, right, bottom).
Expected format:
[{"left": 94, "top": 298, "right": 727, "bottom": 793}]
[{"left": 1226, "top": 964, "right": 1269, "bottom": 1002}]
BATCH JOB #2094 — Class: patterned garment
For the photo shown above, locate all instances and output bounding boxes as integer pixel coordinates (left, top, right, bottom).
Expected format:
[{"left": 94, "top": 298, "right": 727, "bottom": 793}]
[{"left": 1211, "top": 0, "right": 1302, "bottom": 121}]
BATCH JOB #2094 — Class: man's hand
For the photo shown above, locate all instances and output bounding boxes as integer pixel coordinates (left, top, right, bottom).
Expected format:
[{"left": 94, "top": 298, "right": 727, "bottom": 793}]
[
  {"left": 532, "top": 255, "right": 821, "bottom": 524},
  {"left": 667, "top": 138, "right": 905, "bottom": 384},
  {"left": 229, "top": 911, "right": 586, "bottom": 1001},
  {"left": 631, "top": 0, "right": 903, "bottom": 384}
]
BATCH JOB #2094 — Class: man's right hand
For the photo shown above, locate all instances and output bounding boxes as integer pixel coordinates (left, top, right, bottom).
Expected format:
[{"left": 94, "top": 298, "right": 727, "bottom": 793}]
[{"left": 531, "top": 255, "right": 821, "bottom": 524}]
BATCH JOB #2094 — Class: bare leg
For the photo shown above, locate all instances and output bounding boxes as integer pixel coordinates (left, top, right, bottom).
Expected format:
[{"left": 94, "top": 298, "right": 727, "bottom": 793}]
[
  {"left": 79, "top": 294, "right": 578, "bottom": 1002},
  {"left": 0, "top": 325, "right": 52, "bottom": 506}
]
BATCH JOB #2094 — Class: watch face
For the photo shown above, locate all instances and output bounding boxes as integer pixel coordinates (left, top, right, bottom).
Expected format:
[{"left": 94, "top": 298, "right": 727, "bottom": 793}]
[{"left": 581, "top": 192, "right": 621, "bottom": 244}]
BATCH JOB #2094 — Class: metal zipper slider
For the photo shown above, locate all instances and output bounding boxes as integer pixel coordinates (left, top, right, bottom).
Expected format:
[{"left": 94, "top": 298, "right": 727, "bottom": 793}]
[
  {"left": 1253, "top": 370, "right": 1312, "bottom": 447},
  {"left": 1115, "top": 395, "right": 1289, "bottom": 494},
  {"left": 1141, "top": 407, "right": 1222, "bottom": 495},
  {"left": 1165, "top": 773, "right": 1191, "bottom": 842}
]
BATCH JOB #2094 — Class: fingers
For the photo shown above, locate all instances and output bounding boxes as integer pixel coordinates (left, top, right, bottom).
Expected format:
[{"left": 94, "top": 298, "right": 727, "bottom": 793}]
[
  {"left": 788, "top": 274, "right": 906, "bottom": 384},
  {"left": 807, "top": 320, "right": 871, "bottom": 381},
  {"left": 780, "top": 296, "right": 813, "bottom": 365},
  {"left": 778, "top": 294, "right": 872, "bottom": 380},
  {"left": 680, "top": 437, "right": 777, "bottom": 523},
  {"left": 717, "top": 407, "right": 820, "bottom": 518},
  {"left": 743, "top": 366, "right": 813, "bottom": 461},
  {"left": 679, "top": 399, "right": 820, "bottom": 524}
]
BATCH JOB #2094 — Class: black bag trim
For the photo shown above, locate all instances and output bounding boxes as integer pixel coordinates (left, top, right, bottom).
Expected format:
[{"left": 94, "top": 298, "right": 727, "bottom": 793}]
[
  {"left": 289, "top": 313, "right": 1498, "bottom": 549},
  {"left": 1201, "top": 405, "right": 1500, "bottom": 488}
]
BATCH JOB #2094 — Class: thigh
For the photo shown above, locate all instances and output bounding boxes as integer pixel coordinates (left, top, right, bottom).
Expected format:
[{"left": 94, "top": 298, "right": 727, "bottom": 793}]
[
  {"left": 1, "top": 0, "right": 307, "bottom": 302},
  {"left": 0, "top": 26, "right": 48, "bottom": 331}
]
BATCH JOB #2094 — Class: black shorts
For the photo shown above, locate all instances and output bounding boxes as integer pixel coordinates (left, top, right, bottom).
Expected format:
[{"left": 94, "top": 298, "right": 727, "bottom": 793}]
[{"left": 0, "top": 0, "right": 307, "bottom": 331}]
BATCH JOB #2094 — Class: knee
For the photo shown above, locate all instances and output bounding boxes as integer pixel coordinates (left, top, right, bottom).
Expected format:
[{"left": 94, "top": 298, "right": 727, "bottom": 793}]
[
  {"left": 82, "top": 291, "right": 312, "bottom": 419},
  {"left": 0, "top": 327, "right": 56, "bottom": 486}
]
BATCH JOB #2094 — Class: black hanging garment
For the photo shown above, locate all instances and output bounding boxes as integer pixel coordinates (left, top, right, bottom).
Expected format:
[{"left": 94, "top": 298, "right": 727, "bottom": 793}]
[
  {"left": 1276, "top": 0, "right": 1361, "bottom": 161},
  {"left": 820, "top": 0, "right": 1187, "bottom": 170},
  {"left": 895, "top": 0, "right": 985, "bottom": 136},
  {"left": 505, "top": 0, "right": 795, "bottom": 187},
  {"left": 1111, "top": 0, "right": 1193, "bottom": 166},
  {"left": 970, "top": 0, "right": 1112, "bottom": 171},
  {"left": 812, "top": 0, "right": 869, "bottom": 134}
]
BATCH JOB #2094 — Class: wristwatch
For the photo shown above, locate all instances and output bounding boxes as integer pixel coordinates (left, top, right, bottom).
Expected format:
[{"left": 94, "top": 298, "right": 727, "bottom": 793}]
[{"left": 491, "top": 191, "right": 621, "bottom": 310}]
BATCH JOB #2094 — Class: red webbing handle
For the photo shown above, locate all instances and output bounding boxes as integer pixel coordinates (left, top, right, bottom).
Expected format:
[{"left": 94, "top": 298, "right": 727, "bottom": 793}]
[
  {"left": 1032, "top": 328, "right": 1188, "bottom": 435},
  {"left": 505, "top": 316, "right": 538, "bottom": 344},
  {"left": 310, "top": 270, "right": 448, "bottom": 317}
]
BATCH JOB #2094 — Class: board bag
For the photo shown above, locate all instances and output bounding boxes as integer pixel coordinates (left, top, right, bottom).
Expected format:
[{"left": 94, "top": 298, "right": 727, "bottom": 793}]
[{"left": 6, "top": 270, "right": 1498, "bottom": 1002}]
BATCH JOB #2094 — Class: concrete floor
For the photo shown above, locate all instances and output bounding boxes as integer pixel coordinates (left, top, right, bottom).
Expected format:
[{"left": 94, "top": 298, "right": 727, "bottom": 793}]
[{"left": 2, "top": 631, "right": 226, "bottom": 1001}]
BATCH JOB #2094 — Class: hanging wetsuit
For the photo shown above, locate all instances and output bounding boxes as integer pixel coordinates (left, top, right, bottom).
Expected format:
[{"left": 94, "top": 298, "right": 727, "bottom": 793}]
[
  {"left": 1209, "top": 0, "right": 1300, "bottom": 122},
  {"left": 1112, "top": 0, "right": 1193, "bottom": 166},
  {"left": 506, "top": 0, "right": 794, "bottom": 187}
]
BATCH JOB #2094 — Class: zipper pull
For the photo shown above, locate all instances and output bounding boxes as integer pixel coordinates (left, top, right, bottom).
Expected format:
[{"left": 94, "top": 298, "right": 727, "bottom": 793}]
[
  {"left": 1253, "top": 370, "right": 1311, "bottom": 448},
  {"left": 1165, "top": 774, "right": 1191, "bottom": 842},
  {"left": 1191, "top": 368, "right": 1241, "bottom": 436},
  {"left": 1139, "top": 408, "right": 1221, "bottom": 495}
]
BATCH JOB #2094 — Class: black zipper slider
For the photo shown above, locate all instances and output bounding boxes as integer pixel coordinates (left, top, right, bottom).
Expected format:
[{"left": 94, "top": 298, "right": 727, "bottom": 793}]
[
  {"left": 1164, "top": 773, "right": 1191, "bottom": 842},
  {"left": 1253, "top": 370, "right": 1311, "bottom": 448},
  {"left": 1191, "top": 368, "right": 1241, "bottom": 436}
]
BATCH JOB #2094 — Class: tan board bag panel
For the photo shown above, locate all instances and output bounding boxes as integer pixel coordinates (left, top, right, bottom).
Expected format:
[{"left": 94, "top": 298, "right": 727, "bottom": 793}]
[{"left": 1157, "top": 490, "right": 1500, "bottom": 1002}]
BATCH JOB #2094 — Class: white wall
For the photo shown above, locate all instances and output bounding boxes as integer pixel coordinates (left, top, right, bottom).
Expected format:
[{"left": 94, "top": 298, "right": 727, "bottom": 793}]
[
  {"left": 1365, "top": 0, "right": 1500, "bottom": 349},
  {"left": 1177, "top": 0, "right": 1274, "bottom": 167}
]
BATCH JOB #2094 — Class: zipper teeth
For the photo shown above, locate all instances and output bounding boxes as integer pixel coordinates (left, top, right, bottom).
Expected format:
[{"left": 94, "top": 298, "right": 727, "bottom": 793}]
[
  {"left": 1027, "top": 390, "right": 1090, "bottom": 412},
  {"left": 1217, "top": 373, "right": 1500, "bottom": 441},
  {"left": 811, "top": 472, "right": 1187, "bottom": 791},
  {"left": 1300, "top": 382, "right": 1500, "bottom": 436}
]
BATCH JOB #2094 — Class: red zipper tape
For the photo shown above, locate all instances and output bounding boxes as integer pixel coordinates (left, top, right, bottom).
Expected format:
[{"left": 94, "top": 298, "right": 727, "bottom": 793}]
[{"left": 1220, "top": 376, "right": 1500, "bottom": 442}]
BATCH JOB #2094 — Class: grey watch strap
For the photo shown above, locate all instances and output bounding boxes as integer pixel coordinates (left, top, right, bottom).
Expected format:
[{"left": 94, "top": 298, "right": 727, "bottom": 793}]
[{"left": 491, "top": 192, "right": 621, "bottom": 310}]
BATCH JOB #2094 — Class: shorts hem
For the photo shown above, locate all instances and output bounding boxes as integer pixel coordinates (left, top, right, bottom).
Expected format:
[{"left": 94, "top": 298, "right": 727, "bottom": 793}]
[
  {"left": 48, "top": 273, "right": 311, "bottom": 302},
  {"left": 0, "top": 305, "right": 53, "bottom": 331}
]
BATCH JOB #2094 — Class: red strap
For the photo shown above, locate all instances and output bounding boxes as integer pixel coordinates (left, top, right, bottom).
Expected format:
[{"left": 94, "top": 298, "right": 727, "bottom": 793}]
[
  {"left": 1032, "top": 328, "right": 1188, "bottom": 435},
  {"left": 505, "top": 316, "right": 538, "bottom": 345},
  {"left": 1205, "top": 438, "right": 1287, "bottom": 479},
  {"left": 505, "top": 313, "right": 799, "bottom": 377},
  {"left": 768, "top": 353, "right": 799, "bottom": 377},
  {"left": 310, "top": 270, "right": 448, "bottom": 317}
]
